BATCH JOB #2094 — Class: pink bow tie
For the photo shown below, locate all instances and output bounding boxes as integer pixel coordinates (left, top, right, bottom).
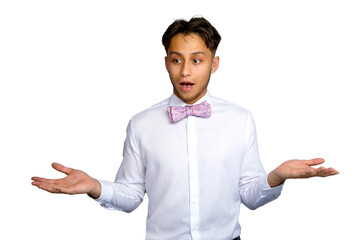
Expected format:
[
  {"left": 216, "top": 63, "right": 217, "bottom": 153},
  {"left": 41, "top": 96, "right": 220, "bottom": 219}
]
[{"left": 167, "top": 101, "right": 211, "bottom": 123}]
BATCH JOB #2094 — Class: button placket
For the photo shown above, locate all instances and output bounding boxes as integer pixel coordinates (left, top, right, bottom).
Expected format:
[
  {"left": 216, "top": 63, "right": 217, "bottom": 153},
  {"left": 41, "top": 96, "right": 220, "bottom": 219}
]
[{"left": 187, "top": 116, "right": 200, "bottom": 239}]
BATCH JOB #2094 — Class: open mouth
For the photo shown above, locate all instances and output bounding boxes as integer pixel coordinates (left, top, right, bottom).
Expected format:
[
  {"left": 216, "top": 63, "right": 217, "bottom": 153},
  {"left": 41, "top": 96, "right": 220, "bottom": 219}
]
[
  {"left": 180, "top": 82, "right": 195, "bottom": 87},
  {"left": 179, "top": 82, "right": 195, "bottom": 91}
]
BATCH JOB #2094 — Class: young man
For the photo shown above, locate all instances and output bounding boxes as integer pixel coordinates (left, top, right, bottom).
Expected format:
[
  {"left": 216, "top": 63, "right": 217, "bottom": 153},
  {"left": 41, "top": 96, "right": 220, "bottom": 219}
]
[{"left": 32, "top": 17, "right": 338, "bottom": 240}]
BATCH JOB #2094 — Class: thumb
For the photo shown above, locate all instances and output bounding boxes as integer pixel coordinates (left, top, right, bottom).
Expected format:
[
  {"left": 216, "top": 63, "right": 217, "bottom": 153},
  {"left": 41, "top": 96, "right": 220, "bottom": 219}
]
[
  {"left": 52, "top": 162, "right": 72, "bottom": 175},
  {"left": 307, "top": 158, "right": 325, "bottom": 167}
]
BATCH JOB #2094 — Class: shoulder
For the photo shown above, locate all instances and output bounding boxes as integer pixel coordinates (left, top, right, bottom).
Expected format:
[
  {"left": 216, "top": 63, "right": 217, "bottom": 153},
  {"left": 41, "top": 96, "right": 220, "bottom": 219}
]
[
  {"left": 128, "top": 97, "right": 170, "bottom": 130},
  {"left": 210, "top": 95, "right": 251, "bottom": 117}
]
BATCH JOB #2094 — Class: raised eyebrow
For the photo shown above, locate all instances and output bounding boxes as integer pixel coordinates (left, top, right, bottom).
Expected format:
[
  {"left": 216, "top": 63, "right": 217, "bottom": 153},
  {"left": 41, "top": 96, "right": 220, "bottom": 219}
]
[
  {"left": 191, "top": 51, "right": 206, "bottom": 56},
  {"left": 168, "top": 51, "right": 182, "bottom": 56},
  {"left": 168, "top": 51, "right": 206, "bottom": 56}
]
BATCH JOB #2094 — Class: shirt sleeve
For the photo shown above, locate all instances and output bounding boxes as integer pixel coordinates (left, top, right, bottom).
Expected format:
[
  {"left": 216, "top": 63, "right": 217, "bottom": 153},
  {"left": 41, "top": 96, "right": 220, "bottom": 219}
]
[
  {"left": 94, "top": 119, "right": 146, "bottom": 213},
  {"left": 238, "top": 112, "right": 283, "bottom": 210}
]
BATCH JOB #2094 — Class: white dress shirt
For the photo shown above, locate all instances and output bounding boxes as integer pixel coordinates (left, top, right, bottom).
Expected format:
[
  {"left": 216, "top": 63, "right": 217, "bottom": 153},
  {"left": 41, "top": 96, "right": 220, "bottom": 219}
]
[{"left": 96, "top": 92, "right": 283, "bottom": 240}]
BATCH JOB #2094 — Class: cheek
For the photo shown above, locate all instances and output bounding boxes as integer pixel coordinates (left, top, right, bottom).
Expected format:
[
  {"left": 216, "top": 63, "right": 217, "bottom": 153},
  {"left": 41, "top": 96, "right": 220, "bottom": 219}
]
[
  {"left": 167, "top": 65, "right": 180, "bottom": 76},
  {"left": 197, "top": 65, "right": 212, "bottom": 79},
  {"left": 168, "top": 69, "right": 179, "bottom": 84}
]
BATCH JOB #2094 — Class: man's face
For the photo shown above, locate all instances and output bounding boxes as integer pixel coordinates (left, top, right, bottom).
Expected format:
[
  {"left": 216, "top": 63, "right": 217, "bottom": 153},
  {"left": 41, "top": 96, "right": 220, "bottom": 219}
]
[{"left": 165, "top": 33, "right": 219, "bottom": 104}]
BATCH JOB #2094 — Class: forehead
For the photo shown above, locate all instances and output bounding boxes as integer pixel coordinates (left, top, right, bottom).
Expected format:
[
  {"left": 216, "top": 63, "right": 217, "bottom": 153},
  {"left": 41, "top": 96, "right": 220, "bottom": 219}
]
[{"left": 168, "top": 33, "right": 210, "bottom": 55}]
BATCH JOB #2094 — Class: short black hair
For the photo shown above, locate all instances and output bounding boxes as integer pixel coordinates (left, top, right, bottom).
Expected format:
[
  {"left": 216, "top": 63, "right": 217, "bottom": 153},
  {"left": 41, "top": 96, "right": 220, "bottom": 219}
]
[{"left": 162, "top": 17, "right": 221, "bottom": 55}]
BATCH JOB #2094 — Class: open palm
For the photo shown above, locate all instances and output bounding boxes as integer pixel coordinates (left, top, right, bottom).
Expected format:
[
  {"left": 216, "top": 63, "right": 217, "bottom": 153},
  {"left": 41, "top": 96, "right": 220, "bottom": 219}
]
[
  {"left": 31, "top": 163, "right": 101, "bottom": 198},
  {"left": 268, "top": 158, "right": 339, "bottom": 187}
]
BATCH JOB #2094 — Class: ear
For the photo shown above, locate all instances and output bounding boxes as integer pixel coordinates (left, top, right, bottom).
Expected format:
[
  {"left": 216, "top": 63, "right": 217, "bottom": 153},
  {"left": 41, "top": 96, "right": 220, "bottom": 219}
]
[
  {"left": 165, "top": 56, "right": 169, "bottom": 73},
  {"left": 211, "top": 56, "right": 220, "bottom": 73}
]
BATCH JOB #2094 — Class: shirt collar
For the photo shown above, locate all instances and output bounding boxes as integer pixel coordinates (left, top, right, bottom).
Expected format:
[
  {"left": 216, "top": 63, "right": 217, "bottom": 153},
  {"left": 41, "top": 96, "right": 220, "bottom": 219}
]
[{"left": 168, "top": 92, "right": 212, "bottom": 107}]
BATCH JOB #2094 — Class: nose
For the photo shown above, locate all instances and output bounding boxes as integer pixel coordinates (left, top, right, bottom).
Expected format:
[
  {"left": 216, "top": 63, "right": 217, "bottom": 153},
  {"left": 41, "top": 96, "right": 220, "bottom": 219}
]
[{"left": 180, "top": 60, "right": 191, "bottom": 77}]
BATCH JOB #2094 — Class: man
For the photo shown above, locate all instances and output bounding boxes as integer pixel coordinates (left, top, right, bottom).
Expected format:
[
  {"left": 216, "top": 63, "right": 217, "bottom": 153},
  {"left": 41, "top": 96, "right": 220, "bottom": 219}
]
[{"left": 31, "top": 17, "right": 338, "bottom": 240}]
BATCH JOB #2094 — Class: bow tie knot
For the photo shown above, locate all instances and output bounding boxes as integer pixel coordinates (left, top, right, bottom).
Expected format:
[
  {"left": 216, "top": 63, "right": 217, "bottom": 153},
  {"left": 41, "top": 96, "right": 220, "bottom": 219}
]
[
  {"left": 167, "top": 101, "right": 211, "bottom": 123},
  {"left": 185, "top": 105, "right": 195, "bottom": 116}
]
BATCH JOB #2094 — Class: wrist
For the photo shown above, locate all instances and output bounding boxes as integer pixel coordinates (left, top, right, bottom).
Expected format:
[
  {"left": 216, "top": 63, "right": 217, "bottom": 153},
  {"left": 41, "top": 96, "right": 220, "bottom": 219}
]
[
  {"left": 88, "top": 178, "right": 102, "bottom": 199},
  {"left": 267, "top": 170, "right": 285, "bottom": 188}
]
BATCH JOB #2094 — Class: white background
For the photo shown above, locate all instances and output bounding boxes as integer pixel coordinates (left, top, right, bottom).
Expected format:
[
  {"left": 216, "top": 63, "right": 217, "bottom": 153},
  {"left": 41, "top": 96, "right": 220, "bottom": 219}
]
[{"left": 1, "top": 0, "right": 359, "bottom": 239}]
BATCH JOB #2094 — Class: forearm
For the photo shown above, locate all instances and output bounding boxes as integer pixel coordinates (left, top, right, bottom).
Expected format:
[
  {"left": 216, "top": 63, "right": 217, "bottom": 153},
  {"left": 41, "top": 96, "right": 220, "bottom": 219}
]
[
  {"left": 239, "top": 175, "right": 283, "bottom": 210},
  {"left": 94, "top": 180, "right": 144, "bottom": 213}
]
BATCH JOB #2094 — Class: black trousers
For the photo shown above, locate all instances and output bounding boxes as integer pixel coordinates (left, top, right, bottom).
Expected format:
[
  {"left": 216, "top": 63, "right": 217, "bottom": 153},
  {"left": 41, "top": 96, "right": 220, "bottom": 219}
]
[{"left": 233, "top": 237, "right": 241, "bottom": 240}]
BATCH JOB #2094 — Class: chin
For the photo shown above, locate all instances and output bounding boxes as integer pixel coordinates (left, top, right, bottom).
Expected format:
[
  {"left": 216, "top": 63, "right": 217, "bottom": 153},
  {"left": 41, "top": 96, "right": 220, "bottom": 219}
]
[
  {"left": 174, "top": 87, "right": 206, "bottom": 104},
  {"left": 179, "top": 94, "right": 201, "bottom": 104}
]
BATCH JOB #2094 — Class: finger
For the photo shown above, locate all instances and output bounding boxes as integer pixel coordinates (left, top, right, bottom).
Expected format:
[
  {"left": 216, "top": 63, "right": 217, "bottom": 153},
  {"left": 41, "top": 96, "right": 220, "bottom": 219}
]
[
  {"left": 321, "top": 168, "right": 339, "bottom": 177},
  {"left": 314, "top": 167, "right": 339, "bottom": 177},
  {"left": 32, "top": 178, "right": 72, "bottom": 194},
  {"left": 326, "top": 170, "right": 339, "bottom": 177},
  {"left": 52, "top": 162, "right": 72, "bottom": 175},
  {"left": 52, "top": 184, "right": 74, "bottom": 194},
  {"left": 32, "top": 181, "right": 61, "bottom": 193},
  {"left": 31, "top": 177, "right": 57, "bottom": 185},
  {"left": 42, "top": 186, "right": 62, "bottom": 194},
  {"left": 314, "top": 167, "right": 328, "bottom": 176},
  {"left": 32, "top": 176, "right": 52, "bottom": 181},
  {"left": 306, "top": 158, "right": 325, "bottom": 167},
  {"left": 31, "top": 178, "right": 52, "bottom": 187}
]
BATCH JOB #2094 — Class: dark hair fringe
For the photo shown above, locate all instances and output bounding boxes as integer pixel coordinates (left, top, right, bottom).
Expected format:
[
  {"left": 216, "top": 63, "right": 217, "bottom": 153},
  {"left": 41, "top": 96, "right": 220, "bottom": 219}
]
[{"left": 162, "top": 17, "right": 221, "bottom": 55}]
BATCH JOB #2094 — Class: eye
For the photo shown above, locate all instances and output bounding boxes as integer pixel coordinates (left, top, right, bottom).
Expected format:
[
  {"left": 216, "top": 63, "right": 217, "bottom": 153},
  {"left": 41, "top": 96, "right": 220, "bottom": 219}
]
[
  {"left": 172, "top": 59, "right": 182, "bottom": 64},
  {"left": 193, "top": 59, "right": 201, "bottom": 64}
]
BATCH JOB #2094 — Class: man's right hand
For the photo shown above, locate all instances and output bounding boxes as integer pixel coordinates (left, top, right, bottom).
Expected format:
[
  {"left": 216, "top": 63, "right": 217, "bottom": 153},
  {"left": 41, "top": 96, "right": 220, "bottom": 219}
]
[{"left": 31, "top": 163, "right": 101, "bottom": 199}]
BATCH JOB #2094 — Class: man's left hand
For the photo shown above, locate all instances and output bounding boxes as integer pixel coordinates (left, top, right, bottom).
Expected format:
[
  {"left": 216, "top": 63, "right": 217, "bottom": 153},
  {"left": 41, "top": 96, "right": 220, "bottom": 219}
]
[{"left": 267, "top": 158, "right": 339, "bottom": 188}]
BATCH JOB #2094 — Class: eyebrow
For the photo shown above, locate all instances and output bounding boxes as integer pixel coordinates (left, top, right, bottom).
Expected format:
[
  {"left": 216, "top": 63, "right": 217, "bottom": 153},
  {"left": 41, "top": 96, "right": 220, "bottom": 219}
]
[{"left": 169, "top": 51, "right": 206, "bottom": 56}]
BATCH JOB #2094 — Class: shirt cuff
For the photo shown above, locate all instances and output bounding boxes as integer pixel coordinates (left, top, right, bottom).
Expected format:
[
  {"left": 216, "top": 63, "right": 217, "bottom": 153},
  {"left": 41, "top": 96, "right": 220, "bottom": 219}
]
[
  {"left": 94, "top": 180, "right": 114, "bottom": 205},
  {"left": 261, "top": 174, "right": 284, "bottom": 196}
]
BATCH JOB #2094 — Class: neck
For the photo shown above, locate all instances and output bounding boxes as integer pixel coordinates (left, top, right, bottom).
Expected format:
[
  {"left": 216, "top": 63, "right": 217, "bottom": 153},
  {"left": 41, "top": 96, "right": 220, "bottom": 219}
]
[{"left": 173, "top": 90, "right": 208, "bottom": 105}]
